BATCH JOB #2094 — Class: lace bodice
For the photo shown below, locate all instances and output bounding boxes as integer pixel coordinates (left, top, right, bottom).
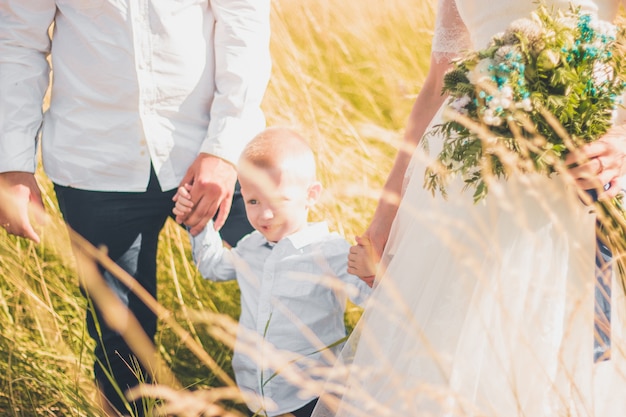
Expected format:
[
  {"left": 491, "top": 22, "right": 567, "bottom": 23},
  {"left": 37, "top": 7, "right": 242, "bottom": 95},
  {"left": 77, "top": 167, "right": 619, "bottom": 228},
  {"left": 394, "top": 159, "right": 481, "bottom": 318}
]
[{"left": 432, "top": 0, "right": 623, "bottom": 61}]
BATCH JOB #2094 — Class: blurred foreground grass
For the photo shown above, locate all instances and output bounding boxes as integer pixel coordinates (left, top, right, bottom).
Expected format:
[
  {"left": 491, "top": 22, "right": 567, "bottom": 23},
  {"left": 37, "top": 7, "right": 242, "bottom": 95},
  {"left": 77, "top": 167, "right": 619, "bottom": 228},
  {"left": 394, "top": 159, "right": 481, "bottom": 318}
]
[{"left": 0, "top": 0, "right": 434, "bottom": 415}]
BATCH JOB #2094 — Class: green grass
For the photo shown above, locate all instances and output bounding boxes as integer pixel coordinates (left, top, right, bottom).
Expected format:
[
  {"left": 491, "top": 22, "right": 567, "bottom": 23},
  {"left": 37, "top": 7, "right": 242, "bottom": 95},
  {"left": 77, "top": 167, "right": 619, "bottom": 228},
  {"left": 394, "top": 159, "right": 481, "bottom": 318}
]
[{"left": 0, "top": 0, "right": 434, "bottom": 415}]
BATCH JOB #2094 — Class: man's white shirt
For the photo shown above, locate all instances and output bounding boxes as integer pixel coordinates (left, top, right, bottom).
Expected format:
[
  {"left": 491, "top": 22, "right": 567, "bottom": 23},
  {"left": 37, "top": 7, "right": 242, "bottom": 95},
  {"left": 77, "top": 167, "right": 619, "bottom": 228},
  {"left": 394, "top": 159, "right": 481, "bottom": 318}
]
[{"left": 0, "top": 0, "right": 271, "bottom": 191}]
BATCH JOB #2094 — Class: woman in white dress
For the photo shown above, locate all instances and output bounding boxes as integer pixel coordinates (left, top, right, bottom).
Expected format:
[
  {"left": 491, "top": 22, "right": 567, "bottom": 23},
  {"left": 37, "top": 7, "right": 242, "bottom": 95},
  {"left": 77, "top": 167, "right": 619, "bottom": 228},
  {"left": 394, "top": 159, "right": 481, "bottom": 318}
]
[{"left": 311, "top": 0, "right": 626, "bottom": 416}]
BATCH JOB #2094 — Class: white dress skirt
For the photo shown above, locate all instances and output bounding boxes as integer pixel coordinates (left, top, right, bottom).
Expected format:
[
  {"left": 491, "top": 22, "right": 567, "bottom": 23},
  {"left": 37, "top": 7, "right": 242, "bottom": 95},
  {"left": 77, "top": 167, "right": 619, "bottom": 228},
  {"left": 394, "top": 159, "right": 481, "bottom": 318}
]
[{"left": 311, "top": 79, "right": 626, "bottom": 417}]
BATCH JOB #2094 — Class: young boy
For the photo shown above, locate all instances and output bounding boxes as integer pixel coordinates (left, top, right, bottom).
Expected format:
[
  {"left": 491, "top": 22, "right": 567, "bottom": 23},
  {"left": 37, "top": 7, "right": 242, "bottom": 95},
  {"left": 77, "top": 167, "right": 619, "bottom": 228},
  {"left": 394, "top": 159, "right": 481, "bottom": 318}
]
[{"left": 173, "top": 127, "right": 373, "bottom": 417}]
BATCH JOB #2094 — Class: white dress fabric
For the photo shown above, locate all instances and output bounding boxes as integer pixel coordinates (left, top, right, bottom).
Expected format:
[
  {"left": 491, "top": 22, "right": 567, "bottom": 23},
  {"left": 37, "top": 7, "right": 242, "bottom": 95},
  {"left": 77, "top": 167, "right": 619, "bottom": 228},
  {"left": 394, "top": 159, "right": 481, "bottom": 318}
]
[{"left": 311, "top": 0, "right": 626, "bottom": 416}]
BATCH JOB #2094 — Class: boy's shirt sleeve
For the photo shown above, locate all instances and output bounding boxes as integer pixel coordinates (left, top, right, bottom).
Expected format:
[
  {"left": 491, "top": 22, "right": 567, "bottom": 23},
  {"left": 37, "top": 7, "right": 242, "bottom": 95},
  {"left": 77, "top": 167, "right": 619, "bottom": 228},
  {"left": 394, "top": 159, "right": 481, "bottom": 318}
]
[{"left": 190, "top": 222, "right": 237, "bottom": 282}]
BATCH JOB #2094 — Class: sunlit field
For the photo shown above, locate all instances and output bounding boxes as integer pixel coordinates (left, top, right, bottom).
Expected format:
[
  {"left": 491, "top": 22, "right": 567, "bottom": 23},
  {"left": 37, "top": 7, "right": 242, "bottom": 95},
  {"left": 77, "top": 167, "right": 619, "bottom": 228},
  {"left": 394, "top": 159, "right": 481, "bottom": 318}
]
[{"left": 0, "top": 0, "right": 434, "bottom": 415}]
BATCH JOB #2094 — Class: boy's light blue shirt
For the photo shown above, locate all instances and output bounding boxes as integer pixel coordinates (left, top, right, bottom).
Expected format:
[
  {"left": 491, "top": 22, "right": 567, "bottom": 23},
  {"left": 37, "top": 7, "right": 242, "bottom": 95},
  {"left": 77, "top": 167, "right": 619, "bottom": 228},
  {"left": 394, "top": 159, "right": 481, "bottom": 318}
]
[{"left": 191, "top": 221, "right": 371, "bottom": 416}]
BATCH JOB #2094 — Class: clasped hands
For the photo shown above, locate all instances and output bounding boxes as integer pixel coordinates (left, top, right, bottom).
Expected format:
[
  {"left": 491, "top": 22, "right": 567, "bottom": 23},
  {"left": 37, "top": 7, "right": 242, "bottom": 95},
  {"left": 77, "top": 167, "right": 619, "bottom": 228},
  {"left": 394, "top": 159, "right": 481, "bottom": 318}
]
[{"left": 174, "top": 153, "right": 238, "bottom": 236}]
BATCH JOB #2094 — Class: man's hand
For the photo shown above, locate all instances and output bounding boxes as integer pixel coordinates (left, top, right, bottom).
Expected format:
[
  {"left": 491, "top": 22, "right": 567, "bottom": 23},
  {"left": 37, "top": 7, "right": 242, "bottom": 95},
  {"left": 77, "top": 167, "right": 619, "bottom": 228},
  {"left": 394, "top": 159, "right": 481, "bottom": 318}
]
[
  {"left": 176, "top": 154, "right": 237, "bottom": 236},
  {"left": 0, "top": 171, "right": 45, "bottom": 243}
]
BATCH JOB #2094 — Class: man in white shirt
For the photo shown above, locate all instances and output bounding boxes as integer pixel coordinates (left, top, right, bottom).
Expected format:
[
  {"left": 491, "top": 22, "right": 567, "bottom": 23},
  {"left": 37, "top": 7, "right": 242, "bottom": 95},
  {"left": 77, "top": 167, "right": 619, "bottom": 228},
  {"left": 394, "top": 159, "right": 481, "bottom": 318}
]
[{"left": 0, "top": 1, "right": 271, "bottom": 415}]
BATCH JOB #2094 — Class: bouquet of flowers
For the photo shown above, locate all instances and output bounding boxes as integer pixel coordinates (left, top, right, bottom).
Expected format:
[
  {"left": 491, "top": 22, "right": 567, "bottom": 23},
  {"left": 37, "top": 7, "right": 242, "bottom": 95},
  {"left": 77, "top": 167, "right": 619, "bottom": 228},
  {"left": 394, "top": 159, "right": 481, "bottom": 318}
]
[{"left": 424, "top": 4, "right": 626, "bottom": 285}]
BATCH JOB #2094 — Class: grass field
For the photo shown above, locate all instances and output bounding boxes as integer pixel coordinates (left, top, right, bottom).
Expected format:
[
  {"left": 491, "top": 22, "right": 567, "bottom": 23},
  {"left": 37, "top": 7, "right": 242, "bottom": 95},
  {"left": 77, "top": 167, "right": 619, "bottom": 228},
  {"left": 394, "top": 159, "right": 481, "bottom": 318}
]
[{"left": 0, "top": 0, "right": 434, "bottom": 415}]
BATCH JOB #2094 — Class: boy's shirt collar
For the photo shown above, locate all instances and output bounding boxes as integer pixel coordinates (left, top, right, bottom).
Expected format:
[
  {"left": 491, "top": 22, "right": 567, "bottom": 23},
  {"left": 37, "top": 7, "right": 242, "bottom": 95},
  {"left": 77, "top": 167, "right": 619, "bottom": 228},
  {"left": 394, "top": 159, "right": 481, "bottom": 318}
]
[{"left": 261, "top": 222, "right": 329, "bottom": 250}]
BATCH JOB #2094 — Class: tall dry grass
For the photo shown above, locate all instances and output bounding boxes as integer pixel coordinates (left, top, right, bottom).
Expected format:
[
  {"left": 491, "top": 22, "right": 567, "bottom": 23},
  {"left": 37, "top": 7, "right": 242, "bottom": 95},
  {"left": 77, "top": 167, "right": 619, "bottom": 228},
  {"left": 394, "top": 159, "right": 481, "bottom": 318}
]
[{"left": 0, "top": 0, "right": 434, "bottom": 415}]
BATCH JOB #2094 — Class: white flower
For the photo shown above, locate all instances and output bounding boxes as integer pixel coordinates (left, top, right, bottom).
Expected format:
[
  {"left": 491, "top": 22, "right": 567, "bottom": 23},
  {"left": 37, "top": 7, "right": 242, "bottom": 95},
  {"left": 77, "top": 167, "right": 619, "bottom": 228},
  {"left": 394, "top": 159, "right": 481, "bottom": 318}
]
[
  {"left": 488, "top": 97, "right": 500, "bottom": 109},
  {"left": 593, "top": 61, "right": 613, "bottom": 86},
  {"left": 467, "top": 58, "right": 494, "bottom": 85},
  {"left": 586, "top": 21, "right": 616, "bottom": 51},
  {"left": 499, "top": 86, "right": 513, "bottom": 108},
  {"left": 495, "top": 45, "right": 519, "bottom": 62},
  {"left": 450, "top": 95, "right": 472, "bottom": 114},
  {"left": 499, "top": 97, "right": 512, "bottom": 110},
  {"left": 504, "top": 17, "right": 543, "bottom": 44},
  {"left": 589, "top": 19, "right": 617, "bottom": 39},
  {"left": 515, "top": 98, "right": 533, "bottom": 112},
  {"left": 486, "top": 87, "right": 514, "bottom": 111},
  {"left": 483, "top": 108, "right": 503, "bottom": 126},
  {"left": 555, "top": 16, "right": 577, "bottom": 30}
]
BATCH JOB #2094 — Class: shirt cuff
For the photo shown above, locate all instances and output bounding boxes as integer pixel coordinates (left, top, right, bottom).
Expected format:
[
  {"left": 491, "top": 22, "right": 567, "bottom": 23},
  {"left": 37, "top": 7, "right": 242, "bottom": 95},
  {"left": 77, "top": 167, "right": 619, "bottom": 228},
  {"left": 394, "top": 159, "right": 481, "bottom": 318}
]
[
  {"left": 202, "top": 112, "right": 266, "bottom": 165},
  {"left": 0, "top": 132, "right": 38, "bottom": 173}
]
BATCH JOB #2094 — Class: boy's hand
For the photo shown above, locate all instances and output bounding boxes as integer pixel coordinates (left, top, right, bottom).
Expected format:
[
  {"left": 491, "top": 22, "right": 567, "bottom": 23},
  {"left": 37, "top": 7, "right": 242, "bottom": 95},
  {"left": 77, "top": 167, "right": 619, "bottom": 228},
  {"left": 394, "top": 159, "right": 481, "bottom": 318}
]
[
  {"left": 172, "top": 184, "right": 194, "bottom": 218},
  {"left": 348, "top": 235, "right": 378, "bottom": 287}
]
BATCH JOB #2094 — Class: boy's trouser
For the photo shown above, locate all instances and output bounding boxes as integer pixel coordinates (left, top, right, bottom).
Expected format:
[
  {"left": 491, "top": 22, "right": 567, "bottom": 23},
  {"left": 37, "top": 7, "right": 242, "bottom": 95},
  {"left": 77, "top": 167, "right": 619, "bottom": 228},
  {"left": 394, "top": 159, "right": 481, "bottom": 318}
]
[
  {"left": 251, "top": 398, "right": 319, "bottom": 417},
  {"left": 55, "top": 168, "right": 252, "bottom": 415}
]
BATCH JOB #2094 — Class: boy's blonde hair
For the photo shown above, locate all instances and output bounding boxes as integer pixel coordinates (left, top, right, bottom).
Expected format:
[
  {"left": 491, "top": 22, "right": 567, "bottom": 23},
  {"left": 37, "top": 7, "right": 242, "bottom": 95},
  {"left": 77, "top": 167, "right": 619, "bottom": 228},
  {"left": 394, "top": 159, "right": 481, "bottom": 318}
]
[{"left": 238, "top": 127, "right": 317, "bottom": 183}]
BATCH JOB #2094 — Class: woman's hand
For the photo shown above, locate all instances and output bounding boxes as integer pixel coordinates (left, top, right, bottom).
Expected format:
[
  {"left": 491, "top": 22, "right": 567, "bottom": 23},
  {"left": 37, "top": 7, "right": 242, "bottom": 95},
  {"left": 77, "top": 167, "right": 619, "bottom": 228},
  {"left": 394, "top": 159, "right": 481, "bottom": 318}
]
[
  {"left": 362, "top": 191, "right": 401, "bottom": 261},
  {"left": 564, "top": 124, "right": 626, "bottom": 199}
]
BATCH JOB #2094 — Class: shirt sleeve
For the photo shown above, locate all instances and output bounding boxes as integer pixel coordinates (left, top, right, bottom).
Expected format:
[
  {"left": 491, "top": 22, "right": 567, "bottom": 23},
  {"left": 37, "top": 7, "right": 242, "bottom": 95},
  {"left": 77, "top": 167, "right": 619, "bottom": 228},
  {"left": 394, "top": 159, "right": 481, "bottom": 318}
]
[
  {"left": 201, "top": 0, "right": 272, "bottom": 165},
  {"left": 0, "top": 0, "right": 56, "bottom": 173},
  {"left": 191, "top": 222, "right": 238, "bottom": 282}
]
